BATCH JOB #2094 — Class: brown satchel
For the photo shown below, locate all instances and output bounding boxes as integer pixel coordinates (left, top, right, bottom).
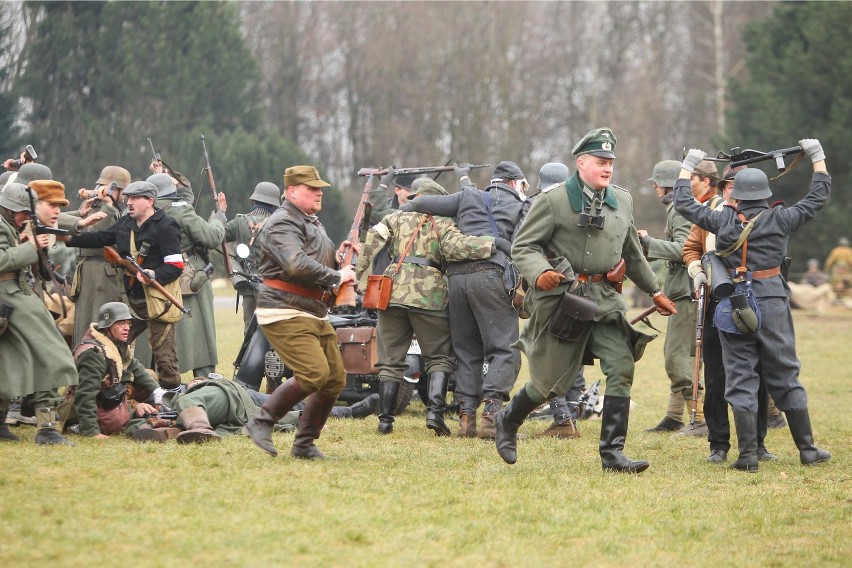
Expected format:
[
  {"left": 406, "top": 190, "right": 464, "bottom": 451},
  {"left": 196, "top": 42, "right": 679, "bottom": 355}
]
[{"left": 362, "top": 215, "right": 437, "bottom": 310}]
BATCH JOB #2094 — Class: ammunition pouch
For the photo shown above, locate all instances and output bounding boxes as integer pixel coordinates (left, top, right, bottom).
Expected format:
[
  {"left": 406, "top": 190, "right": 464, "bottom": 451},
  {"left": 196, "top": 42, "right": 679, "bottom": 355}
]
[
  {"left": 502, "top": 261, "right": 521, "bottom": 298},
  {"left": 0, "top": 301, "right": 12, "bottom": 337},
  {"left": 96, "top": 382, "right": 128, "bottom": 411},
  {"left": 545, "top": 291, "right": 598, "bottom": 342},
  {"left": 702, "top": 251, "right": 735, "bottom": 299},
  {"left": 714, "top": 279, "right": 761, "bottom": 335}
]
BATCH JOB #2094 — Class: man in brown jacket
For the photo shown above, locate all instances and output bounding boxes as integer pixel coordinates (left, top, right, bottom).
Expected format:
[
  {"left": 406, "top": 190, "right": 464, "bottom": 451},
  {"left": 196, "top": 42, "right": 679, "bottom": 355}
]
[{"left": 244, "top": 165, "right": 357, "bottom": 460}]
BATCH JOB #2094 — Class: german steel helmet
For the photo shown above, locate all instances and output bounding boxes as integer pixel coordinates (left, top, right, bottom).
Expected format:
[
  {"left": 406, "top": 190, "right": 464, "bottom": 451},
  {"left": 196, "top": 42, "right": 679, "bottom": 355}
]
[
  {"left": 97, "top": 302, "right": 134, "bottom": 329},
  {"left": 147, "top": 173, "right": 177, "bottom": 198},
  {"left": 96, "top": 166, "right": 132, "bottom": 189},
  {"left": 249, "top": 181, "right": 281, "bottom": 206},
  {"left": 647, "top": 160, "right": 681, "bottom": 188},
  {"left": 0, "top": 182, "right": 31, "bottom": 212},
  {"left": 730, "top": 168, "right": 772, "bottom": 200}
]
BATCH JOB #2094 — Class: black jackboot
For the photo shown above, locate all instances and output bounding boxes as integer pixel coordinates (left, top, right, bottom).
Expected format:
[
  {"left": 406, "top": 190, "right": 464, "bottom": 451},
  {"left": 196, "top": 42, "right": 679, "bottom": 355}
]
[
  {"left": 291, "top": 392, "right": 337, "bottom": 459},
  {"left": 425, "top": 371, "right": 451, "bottom": 436},
  {"left": 245, "top": 377, "right": 312, "bottom": 457},
  {"left": 495, "top": 386, "right": 539, "bottom": 464},
  {"left": 377, "top": 381, "right": 400, "bottom": 435},
  {"left": 331, "top": 393, "right": 379, "bottom": 419},
  {"left": 0, "top": 406, "right": 19, "bottom": 442},
  {"left": 785, "top": 408, "right": 831, "bottom": 465},
  {"left": 731, "top": 410, "right": 759, "bottom": 472},
  {"left": 599, "top": 396, "right": 649, "bottom": 473},
  {"left": 34, "top": 407, "right": 74, "bottom": 446}
]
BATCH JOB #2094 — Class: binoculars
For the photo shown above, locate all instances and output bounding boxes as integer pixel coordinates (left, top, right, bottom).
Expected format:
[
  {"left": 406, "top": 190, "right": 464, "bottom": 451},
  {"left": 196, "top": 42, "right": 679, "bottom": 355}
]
[{"left": 577, "top": 212, "right": 605, "bottom": 230}]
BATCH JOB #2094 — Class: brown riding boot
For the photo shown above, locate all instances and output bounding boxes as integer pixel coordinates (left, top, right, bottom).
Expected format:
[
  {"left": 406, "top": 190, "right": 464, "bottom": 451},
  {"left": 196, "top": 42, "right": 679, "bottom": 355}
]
[
  {"left": 245, "top": 377, "right": 312, "bottom": 457},
  {"left": 176, "top": 407, "right": 221, "bottom": 444},
  {"left": 478, "top": 399, "right": 503, "bottom": 440},
  {"left": 458, "top": 410, "right": 477, "bottom": 438},
  {"left": 131, "top": 424, "right": 181, "bottom": 443},
  {"left": 535, "top": 397, "right": 580, "bottom": 439},
  {"left": 291, "top": 392, "right": 337, "bottom": 460}
]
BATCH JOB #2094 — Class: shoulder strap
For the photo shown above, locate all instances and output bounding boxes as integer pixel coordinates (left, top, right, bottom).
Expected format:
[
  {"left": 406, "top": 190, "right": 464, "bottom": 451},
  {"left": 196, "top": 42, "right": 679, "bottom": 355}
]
[
  {"left": 483, "top": 191, "right": 500, "bottom": 238},
  {"left": 391, "top": 215, "right": 435, "bottom": 275},
  {"left": 715, "top": 210, "right": 765, "bottom": 258}
]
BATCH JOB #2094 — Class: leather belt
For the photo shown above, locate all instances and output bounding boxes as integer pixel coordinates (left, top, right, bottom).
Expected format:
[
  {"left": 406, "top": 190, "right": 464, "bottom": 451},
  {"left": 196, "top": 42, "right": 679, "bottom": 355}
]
[
  {"left": 577, "top": 272, "right": 606, "bottom": 284},
  {"left": 751, "top": 266, "right": 781, "bottom": 279},
  {"left": 0, "top": 272, "right": 17, "bottom": 281},
  {"left": 262, "top": 278, "right": 333, "bottom": 303},
  {"left": 392, "top": 256, "right": 441, "bottom": 270}
]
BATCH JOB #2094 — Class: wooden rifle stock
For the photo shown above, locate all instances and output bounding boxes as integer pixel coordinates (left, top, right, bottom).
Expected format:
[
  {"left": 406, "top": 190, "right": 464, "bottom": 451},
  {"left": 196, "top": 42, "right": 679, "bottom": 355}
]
[
  {"left": 629, "top": 304, "right": 658, "bottom": 326},
  {"left": 689, "top": 284, "right": 708, "bottom": 428},
  {"left": 102, "top": 247, "right": 191, "bottom": 316},
  {"left": 200, "top": 135, "right": 233, "bottom": 276},
  {"left": 334, "top": 173, "right": 377, "bottom": 307}
]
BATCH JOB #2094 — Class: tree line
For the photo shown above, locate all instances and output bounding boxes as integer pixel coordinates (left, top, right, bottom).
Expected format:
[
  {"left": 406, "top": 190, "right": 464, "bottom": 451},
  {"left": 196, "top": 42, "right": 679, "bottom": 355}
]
[{"left": 1, "top": 1, "right": 849, "bottom": 264}]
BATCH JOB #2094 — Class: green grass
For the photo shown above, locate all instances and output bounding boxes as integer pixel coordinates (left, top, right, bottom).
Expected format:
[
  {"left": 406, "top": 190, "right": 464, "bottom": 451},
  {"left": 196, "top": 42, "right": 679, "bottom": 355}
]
[{"left": 2, "top": 303, "right": 851, "bottom": 567}]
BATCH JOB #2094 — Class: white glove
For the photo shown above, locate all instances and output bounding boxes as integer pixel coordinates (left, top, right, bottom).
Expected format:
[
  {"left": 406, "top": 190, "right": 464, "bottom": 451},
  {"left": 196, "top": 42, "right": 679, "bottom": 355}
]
[
  {"left": 682, "top": 149, "right": 707, "bottom": 173},
  {"left": 798, "top": 139, "right": 825, "bottom": 163}
]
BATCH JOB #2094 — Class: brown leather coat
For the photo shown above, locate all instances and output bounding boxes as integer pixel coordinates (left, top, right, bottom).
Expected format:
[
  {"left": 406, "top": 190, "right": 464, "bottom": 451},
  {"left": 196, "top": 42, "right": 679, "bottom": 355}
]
[{"left": 256, "top": 200, "right": 340, "bottom": 317}]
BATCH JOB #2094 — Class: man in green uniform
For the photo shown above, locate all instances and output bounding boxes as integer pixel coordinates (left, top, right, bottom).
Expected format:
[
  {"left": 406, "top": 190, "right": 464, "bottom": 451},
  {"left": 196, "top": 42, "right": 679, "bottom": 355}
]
[
  {"left": 69, "top": 166, "right": 132, "bottom": 347},
  {"left": 0, "top": 182, "right": 78, "bottom": 445},
  {"left": 224, "top": 181, "right": 281, "bottom": 330},
  {"left": 494, "top": 128, "right": 677, "bottom": 473},
  {"left": 63, "top": 302, "right": 159, "bottom": 438},
  {"left": 357, "top": 177, "right": 506, "bottom": 435},
  {"left": 639, "top": 159, "right": 708, "bottom": 436}
]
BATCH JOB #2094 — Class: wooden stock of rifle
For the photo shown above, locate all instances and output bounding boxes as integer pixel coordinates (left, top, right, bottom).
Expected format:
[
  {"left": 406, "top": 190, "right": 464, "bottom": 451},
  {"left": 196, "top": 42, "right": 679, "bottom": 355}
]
[
  {"left": 334, "top": 171, "right": 378, "bottom": 307},
  {"left": 629, "top": 304, "right": 658, "bottom": 326},
  {"left": 689, "top": 283, "right": 708, "bottom": 429},
  {"left": 102, "top": 246, "right": 191, "bottom": 316},
  {"left": 200, "top": 134, "right": 233, "bottom": 276}
]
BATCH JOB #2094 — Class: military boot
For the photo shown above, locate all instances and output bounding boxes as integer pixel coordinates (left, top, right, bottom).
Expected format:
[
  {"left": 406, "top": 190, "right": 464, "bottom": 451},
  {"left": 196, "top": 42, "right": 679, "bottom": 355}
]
[
  {"left": 766, "top": 395, "right": 786, "bottom": 429},
  {"left": 425, "top": 371, "right": 451, "bottom": 437},
  {"left": 34, "top": 407, "right": 74, "bottom": 446},
  {"left": 599, "top": 396, "right": 649, "bottom": 473},
  {"left": 331, "top": 393, "right": 379, "bottom": 419},
  {"left": 457, "top": 395, "right": 478, "bottom": 438},
  {"left": 131, "top": 424, "right": 181, "bottom": 443},
  {"left": 0, "top": 405, "right": 19, "bottom": 442},
  {"left": 646, "top": 392, "right": 685, "bottom": 432},
  {"left": 245, "top": 377, "right": 312, "bottom": 456},
  {"left": 176, "top": 407, "right": 222, "bottom": 444},
  {"left": 478, "top": 399, "right": 503, "bottom": 440},
  {"left": 495, "top": 387, "right": 539, "bottom": 464},
  {"left": 785, "top": 408, "right": 831, "bottom": 465},
  {"left": 377, "top": 380, "right": 400, "bottom": 435},
  {"left": 535, "top": 397, "right": 580, "bottom": 439},
  {"left": 680, "top": 394, "right": 709, "bottom": 436},
  {"left": 291, "top": 392, "right": 337, "bottom": 459},
  {"left": 731, "top": 410, "right": 759, "bottom": 472}
]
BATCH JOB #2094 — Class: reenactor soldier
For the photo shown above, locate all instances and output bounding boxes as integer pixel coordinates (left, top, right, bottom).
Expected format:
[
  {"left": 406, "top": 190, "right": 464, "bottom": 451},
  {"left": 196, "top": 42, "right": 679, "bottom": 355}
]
[
  {"left": 69, "top": 166, "right": 133, "bottom": 347},
  {"left": 224, "top": 181, "right": 281, "bottom": 330},
  {"left": 62, "top": 302, "right": 160, "bottom": 439},
  {"left": 639, "top": 159, "right": 708, "bottom": 436},
  {"left": 135, "top": 173, "right": 226, "bottom": 378},
  {"left": 674, "top": 141, "right": 831, "bottom": 472},
  {"left": 357, "top": 177, "right": 507, "bottom": 436},
  {"left": 0, "top": 182, "right": 78, "bottom": 445},
  {"left": 244, "top": 165, "right": 358, "bottom": 460},
  {"left": 496, "top": 128, "right": 677, "bottom": 473},
  {"left": 402, "top": 161, "right": 528, "bottom": 439}
]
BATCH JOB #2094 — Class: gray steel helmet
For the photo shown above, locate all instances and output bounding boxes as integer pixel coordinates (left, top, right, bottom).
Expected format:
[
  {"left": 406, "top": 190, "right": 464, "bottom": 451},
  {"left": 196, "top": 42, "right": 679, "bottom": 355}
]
[
  {"left": 537, "top": 162, "right": 570, "bottom": 190},
  {"left": 97, "top": 301, "right": 134, "bottom": 329},
  {"left": 97, "top": 165, "right": 131, "bottom": 189},
  {"left": 647, "top": 160, "right": 681, "bottom": 188},
  {"left": 0, "top": 171, "right": 14, "bottom": 190},
  {"left": 15, "top": 163, "right": 53, "bottom": 186},
  {"left": 731, "top": 168, "right": 772, "bottom": 200},
  {"left": 409, "top": 177, "right": 448, "bottom": 198},
  {"left": 0, "top": 182, "right": 31, "bottom": 212},
  {"left": 249, "top": 181, "right": 281, "bottom": 206},
  {"left": 146, "top": 173, "right": 177, "bottom": 198}
]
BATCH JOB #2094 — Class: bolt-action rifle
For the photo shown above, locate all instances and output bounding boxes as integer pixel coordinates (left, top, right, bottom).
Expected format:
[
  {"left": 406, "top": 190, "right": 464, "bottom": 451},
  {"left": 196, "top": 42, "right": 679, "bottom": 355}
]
[
  {"left": 689, "top": 283, "right": 708, "bottom": 430},
  {"left": 102, "top": 246, "right": 191, "bottom": 317},
  {"left": 147, "top": 138, "right": 190, "bottom": 187},
  {"left": 200, "top": 135, "right": 232, "bottom": 276}
]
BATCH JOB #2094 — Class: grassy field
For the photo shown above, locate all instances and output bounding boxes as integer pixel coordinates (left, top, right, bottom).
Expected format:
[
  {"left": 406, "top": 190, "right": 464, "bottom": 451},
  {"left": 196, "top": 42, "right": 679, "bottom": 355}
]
[{"left": 2, "top": 298, "right": 850, "bottom": 567}]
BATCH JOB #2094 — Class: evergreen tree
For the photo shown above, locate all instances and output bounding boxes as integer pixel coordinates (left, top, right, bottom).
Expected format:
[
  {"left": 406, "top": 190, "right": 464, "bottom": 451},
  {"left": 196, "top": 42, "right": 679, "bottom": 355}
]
[
  {"left": 726, "top": 1, "right": 852, "bottom": 263},
  {"left": 0, "top": 4, "right": 20, "bottom": 158}
]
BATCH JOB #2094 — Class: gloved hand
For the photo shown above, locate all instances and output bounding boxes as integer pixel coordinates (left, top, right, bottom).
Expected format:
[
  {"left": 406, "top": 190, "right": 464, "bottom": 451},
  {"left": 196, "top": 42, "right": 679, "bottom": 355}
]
[
  {"left": 652, "top": 292, "right": 678, "bottom": 316},
  {"left": 536, "top": 270, "right": 565, "bottom": 291},
  {"left": 493, "top": 237, "right": 513, "bottom": 257},
  {"left": 798, "top": 139, "right": 825, "bottom": 163},
  {"left": 454, "top": 164, "right": 471, "bottom": 179},
  {"left": 692, "top": 270, "right": 708, "bottom": 296},
  {"left": 681, "top": 149, "right": 707, "bottom": 173},
  {"left": 379, "top": 167, "right": 396, "bottom": 188}
]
